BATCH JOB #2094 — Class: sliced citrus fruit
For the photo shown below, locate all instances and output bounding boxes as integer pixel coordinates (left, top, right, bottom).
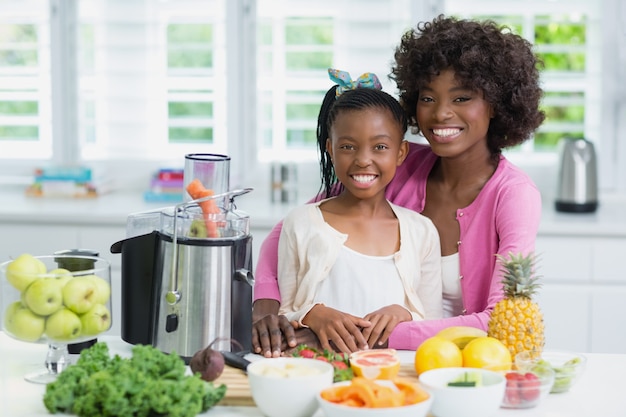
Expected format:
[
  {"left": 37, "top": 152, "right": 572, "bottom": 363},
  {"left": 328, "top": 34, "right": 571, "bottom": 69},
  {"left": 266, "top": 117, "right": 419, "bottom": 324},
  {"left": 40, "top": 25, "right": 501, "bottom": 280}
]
[
  {"left": 349, "top": 349, "right": 401, "bottom": 380},
  {"left": 414, "top": 336, "right": 463, "bottom": 375}
]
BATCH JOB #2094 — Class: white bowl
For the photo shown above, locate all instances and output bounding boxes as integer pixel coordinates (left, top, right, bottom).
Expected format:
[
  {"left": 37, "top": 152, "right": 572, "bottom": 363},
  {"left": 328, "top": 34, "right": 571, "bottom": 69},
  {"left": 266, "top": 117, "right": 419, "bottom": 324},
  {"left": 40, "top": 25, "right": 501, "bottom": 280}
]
[
  {"left": 247, "top": 357, "right": 334, "bottom": 417},
  {"left": 418, "top": 367, "right": 506, "bottom": 417},
  {"left": 318, "top": 379, "right": 433, "bottom": 417}
]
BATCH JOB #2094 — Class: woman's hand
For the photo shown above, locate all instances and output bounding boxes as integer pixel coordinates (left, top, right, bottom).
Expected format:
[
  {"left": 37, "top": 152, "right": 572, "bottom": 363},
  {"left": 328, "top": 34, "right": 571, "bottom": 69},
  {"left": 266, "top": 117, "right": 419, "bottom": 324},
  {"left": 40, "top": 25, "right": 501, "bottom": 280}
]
[
  {"left": 302, "top": 304, "right": 371, "bottom": 354},
  {"left": 361, "top": 304, "right": 412, "bottom": 348},
  {"left": 252, "top": 299, "right": 297, "bottom": 357}
]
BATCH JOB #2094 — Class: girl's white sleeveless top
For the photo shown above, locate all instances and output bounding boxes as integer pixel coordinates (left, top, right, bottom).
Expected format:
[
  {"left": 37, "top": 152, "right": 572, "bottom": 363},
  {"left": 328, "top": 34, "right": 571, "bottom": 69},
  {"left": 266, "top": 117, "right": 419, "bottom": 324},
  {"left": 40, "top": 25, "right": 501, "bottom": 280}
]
[{"left": 313, "top": 245, "right": 405, "bottom": 317}]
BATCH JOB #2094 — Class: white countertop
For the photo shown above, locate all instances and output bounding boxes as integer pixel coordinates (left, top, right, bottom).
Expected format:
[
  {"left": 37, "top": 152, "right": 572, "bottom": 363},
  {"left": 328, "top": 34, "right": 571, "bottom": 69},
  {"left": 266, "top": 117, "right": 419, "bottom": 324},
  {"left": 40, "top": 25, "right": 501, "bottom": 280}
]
[
  {"left": 2, "top": 332, "right": 625, "bottom": 417},
  {"left": 1, "top": 188, "right": 626, "bottom": 236}
]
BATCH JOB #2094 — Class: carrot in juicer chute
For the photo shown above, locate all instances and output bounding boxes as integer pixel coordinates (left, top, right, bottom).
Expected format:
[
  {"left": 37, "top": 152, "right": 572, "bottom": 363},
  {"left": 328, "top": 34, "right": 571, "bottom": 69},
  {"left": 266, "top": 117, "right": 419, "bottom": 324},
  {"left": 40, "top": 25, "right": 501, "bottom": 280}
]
[{"left": 186, "top": 178, "right": 220, "bottom": 238}]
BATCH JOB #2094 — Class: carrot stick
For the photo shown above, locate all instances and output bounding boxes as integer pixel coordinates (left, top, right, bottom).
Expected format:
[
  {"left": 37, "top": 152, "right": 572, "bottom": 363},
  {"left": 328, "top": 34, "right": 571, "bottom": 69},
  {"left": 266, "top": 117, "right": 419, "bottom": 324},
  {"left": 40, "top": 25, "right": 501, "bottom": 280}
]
[{"left": 186, "top": 178, "right": 220, "bottom": 237}]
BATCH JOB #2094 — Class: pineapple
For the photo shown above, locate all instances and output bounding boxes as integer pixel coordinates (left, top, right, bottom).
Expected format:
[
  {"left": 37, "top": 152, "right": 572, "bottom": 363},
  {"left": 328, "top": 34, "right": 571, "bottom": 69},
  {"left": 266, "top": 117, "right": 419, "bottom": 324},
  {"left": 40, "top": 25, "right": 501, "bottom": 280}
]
[{"left": 487, "top": 252, "right": 545, "bottom": 359}]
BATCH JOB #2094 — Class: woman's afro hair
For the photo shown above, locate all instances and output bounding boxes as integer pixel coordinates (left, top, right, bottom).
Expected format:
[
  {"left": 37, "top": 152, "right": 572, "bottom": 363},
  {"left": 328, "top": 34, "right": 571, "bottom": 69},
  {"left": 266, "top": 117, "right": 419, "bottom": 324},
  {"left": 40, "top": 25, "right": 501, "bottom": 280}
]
[{"left": 390, "top": 14, "right": 545, "bottom": 155}]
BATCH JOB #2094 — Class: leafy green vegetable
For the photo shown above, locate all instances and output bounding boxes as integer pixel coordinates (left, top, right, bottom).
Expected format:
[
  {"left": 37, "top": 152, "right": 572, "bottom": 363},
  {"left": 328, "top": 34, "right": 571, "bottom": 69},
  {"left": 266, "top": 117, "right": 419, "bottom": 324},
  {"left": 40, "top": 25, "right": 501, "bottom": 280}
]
[
  {"left": 291, "top": 344, "right": 354, "bottom": 382},
  {"left": 43, "top": 342, "right": 226, "bottom": 416}
]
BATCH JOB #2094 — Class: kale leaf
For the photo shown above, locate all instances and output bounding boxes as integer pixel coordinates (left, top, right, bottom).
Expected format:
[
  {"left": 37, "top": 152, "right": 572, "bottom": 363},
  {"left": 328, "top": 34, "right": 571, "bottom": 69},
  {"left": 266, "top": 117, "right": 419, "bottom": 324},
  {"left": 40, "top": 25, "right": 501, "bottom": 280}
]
[{"left": 43, "top": 342, "right": 226, "bottom": 417}]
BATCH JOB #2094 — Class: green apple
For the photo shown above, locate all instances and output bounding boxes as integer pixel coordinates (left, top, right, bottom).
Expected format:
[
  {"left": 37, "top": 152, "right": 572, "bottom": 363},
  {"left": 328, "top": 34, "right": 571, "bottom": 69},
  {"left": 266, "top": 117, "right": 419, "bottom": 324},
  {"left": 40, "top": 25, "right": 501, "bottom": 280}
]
[
  {"left": 45, "top": 308, "right": 82, "bottom": 341},
  {"left": 62, "top": 277, "right": 97, "bottom": 314},
  {"left": 188, "top": 219, "right": 208, "bottom": 238},
  {"left": 79, "top": 303, "right": 111, "bottom": 335},
  {"left": 83, "top": 275, "right": 111, "bottom": 305},
  {"left": 24, "top": 277, "right": 64, "bottom": 316},
  {"left": 45, "top": 268, "right": 73, "bottom": 288},
  {"left": 5, "top": 253, "right": 47, "bottom": 292},
  {"left": 4, "top": 301, "right": 45, "bottom": 342}
]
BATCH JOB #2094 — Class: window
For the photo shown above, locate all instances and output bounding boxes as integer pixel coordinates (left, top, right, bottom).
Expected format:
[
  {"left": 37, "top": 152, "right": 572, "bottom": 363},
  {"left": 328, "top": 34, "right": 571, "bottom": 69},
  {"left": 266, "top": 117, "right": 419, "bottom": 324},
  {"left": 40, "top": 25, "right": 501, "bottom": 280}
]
[
  {"left": 0, "top": 0, "right": 51, "bottom": 159},
  {"left": 445, "top": 1, "right": 601, "bottom": 152},
  {"left": 255, "top": 0, "right": 416, "bottom": 163},
  {"left": 0, "top": 0, "right": 624, "bottom": 193},
  {"left": 445, "top": 0, "right": 622, "bottom": 191},
  {"left": 77, "top": 0, "right": 228, "bottom": 160}
]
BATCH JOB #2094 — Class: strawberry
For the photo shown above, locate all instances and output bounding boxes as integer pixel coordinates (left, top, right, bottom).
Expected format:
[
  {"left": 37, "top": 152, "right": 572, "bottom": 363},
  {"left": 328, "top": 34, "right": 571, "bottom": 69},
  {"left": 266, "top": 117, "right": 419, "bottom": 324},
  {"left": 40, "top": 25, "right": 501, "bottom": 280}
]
[
  {"left": 315, "top": 356, "right": 329, "bottom": 362},
  {"left": 520, "top": 372, "right": 541, "bottom": 402},
  {"left": 332, "top": 360, "right": 348, "bottom": 370},
  {"left": 297, "top": 348, "right": 316, "bottom": 359},
  {"left": 504, "top": 372, "right": 522, "bottom": 406}
]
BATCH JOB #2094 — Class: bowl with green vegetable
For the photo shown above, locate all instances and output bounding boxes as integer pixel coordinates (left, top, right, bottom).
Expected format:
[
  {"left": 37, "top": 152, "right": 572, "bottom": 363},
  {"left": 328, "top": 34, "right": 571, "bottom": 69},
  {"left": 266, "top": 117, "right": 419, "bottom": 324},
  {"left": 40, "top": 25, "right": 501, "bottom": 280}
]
[
  {"left": 418, "top": 367, "right": 506, "bottom": 417},
  {"left": 515, "top": 350, "right": 587, "bottom": 393}
]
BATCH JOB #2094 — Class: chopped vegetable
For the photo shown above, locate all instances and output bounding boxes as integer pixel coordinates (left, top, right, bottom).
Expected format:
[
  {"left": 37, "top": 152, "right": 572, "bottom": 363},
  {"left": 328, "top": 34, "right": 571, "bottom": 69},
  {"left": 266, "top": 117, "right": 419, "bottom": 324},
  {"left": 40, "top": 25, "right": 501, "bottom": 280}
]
[
  {"left": 534, "top": 357, "right": 582, "bottom": 393},
  {"left": 185, "top": 178, "right": 220, "bottom": 238},
  {"left": 320, "top": 377, "right": 429, "bottom": 408},
  {"left": 291, "top": 344, "right": 353, "bottom": 382},
  {"left": 43, "top": 342, "right": 226, "bottom": 417},
  {"left": 447, "top": 371, "right": 483, "bottom": 387}
]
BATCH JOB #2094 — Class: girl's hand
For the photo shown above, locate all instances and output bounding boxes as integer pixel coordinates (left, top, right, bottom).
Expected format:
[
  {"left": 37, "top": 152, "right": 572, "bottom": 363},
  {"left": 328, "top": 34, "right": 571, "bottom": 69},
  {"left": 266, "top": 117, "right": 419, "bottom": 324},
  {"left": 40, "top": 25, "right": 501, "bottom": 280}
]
[
  {"left": 302, "top": 304, "right": 371, "bottom": 353},
  {"left": 280, "top": 327, "right": 324, "bottom": 356},
  {"left": 361, "top": 304, "right": 412, "bottom": 348},
  {"left": 252, "top": 299, "right": 297, "bottom": 358}
]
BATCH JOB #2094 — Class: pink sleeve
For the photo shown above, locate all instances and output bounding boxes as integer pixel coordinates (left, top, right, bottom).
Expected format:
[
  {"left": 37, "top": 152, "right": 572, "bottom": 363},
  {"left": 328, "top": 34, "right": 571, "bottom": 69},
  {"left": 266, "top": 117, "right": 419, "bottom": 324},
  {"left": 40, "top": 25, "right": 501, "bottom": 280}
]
[
  {"left": 253, "top": 220, "right": 283, "bottom": 302},
  {"left": 387, "top": 313, "right": 491, "bottom": 350}
]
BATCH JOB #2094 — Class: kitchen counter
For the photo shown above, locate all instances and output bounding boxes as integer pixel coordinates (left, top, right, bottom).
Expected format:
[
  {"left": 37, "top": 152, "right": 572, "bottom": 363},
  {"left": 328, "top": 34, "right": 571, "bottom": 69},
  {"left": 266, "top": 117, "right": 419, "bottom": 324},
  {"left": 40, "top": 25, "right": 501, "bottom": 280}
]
[
  {"left": 0, "top": 188, "right": 298, "bottom": 229},
  {"left": 2, "top": 332, "right": 625, "bottom": 417}
]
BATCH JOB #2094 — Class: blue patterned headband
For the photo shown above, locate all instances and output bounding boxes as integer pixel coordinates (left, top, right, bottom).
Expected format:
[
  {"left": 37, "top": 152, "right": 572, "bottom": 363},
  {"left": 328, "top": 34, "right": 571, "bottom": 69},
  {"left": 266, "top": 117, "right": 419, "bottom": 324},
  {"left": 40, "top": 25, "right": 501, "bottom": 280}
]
[{"left": 328, "top": 68, "right": 383, "bottom": 97}]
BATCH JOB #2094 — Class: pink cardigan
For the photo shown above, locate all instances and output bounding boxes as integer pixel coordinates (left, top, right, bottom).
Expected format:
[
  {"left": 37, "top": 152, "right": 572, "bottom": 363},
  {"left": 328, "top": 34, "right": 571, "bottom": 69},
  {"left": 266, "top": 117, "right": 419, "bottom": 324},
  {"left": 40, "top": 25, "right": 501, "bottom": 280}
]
[{"left": 254, "top": 142, "right": 542, "bottom": 350}]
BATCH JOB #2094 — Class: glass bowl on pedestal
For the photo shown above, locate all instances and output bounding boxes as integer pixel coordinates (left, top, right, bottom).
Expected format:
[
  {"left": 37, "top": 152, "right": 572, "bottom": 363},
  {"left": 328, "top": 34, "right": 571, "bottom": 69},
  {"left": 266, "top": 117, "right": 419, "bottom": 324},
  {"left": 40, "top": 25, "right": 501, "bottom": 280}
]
[{"left": 1, "top": 254, "right": 112, "bottom": 384}]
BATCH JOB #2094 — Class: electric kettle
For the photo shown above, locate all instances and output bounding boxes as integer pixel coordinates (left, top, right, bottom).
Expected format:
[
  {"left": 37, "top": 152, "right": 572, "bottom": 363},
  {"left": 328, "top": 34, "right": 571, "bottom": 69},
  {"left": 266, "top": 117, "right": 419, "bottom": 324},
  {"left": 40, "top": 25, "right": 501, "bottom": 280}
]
[{"left": 555, "top": 138, "right": 598, "bottom": 213}]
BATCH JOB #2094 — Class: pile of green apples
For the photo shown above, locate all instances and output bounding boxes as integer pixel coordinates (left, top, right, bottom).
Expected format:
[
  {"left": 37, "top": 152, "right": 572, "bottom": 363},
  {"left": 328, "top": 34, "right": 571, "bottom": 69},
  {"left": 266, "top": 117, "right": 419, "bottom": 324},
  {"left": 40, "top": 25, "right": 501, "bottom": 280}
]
[{"left": 3, "top": 253, "right": 111, "bottom": 343}]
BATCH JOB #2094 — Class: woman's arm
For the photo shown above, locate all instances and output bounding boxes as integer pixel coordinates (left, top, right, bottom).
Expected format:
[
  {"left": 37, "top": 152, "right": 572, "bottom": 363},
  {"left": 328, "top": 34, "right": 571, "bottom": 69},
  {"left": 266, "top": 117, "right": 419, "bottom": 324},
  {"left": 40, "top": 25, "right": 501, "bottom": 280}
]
[
  {"left": 253, "top": 221, "right": 283, "bottom": 302},
  {"left": 252, "top": 220, "right": 298, "bottom": 356}
]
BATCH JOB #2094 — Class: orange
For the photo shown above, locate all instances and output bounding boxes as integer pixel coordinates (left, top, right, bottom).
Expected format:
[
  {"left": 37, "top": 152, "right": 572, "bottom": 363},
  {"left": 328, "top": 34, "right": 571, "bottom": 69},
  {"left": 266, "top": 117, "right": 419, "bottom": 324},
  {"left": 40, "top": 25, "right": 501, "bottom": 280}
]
[
  {"left": 350, "top": 349, "right": 401, "bottom": 380},
  {"left": 414, "top": 336, "right": 463, "bottom": 375},
  {"left": 461, "top": 336, "right": 512, "bottom": 370}
]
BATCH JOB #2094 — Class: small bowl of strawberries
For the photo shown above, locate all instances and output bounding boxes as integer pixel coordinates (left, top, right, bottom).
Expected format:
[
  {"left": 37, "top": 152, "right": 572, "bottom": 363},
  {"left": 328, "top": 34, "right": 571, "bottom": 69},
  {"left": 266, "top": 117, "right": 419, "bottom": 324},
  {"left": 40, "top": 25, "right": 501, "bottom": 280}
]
[{"left": 500, "top": 366, "right": 555, "bottom": 409}]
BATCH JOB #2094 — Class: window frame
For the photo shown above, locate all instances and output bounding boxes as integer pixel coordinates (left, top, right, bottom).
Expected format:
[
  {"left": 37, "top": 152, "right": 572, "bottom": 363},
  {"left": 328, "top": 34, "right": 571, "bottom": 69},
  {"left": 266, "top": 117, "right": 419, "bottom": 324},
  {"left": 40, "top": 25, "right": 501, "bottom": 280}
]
[{"left": 0, "top": 0, "right": 624, "bottom": 195}]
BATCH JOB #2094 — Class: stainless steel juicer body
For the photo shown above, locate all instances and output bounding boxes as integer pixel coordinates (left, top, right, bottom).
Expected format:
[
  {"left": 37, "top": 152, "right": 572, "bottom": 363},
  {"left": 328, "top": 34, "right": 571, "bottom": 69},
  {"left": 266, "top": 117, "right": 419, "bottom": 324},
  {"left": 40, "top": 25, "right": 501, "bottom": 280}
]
[{"left": 110, "top": 189, "right": 254, "bottom": 361}]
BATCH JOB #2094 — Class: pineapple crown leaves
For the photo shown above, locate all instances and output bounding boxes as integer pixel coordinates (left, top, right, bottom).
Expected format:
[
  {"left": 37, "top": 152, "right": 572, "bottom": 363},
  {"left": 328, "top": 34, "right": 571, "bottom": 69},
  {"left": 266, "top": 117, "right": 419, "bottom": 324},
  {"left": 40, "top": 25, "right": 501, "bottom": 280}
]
[{"left": 496, "top": 251, "right": 542, "bottom": 299}]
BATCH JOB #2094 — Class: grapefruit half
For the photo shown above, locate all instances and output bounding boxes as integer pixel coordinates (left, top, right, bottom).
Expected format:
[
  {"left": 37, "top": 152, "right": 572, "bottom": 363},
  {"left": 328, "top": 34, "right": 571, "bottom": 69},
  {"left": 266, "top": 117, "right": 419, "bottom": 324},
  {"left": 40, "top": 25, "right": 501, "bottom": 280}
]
[{"left": 349, "top": 349, "right": 401, "bottom": 380}]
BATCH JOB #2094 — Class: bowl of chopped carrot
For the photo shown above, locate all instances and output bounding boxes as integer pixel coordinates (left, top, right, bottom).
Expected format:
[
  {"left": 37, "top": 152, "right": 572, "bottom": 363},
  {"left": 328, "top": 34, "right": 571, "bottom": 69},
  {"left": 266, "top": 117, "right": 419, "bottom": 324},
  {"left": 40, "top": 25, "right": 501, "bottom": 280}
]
[{"left": 318, "top": 377, "right": 433, "bottom": 417}]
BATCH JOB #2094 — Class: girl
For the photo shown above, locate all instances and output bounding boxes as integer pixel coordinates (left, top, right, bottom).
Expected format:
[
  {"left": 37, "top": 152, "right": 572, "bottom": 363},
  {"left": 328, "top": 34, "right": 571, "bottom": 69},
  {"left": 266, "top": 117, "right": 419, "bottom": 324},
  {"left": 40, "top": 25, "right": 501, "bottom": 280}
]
[{"left": 274, "top": 70, "right": 442, "bottom": 354}]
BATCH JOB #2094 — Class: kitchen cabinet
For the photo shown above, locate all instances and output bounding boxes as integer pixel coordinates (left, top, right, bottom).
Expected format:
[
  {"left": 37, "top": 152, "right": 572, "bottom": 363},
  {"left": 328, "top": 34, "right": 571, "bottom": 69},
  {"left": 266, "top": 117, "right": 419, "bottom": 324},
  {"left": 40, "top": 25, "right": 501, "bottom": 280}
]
[{"left": 536, "top": 234, "right": 626, "bottom": 354}]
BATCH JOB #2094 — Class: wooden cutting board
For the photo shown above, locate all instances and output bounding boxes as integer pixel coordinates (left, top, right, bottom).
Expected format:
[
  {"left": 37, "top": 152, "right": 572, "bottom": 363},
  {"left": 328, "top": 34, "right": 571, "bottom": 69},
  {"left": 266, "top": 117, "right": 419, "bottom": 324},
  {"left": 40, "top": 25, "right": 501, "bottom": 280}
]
[
  {"left": 213, "top": 363, "right": 420, "bottom": 407},
  {"left": 214, "top": 365, "right": 255, "bottom": 406}
]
